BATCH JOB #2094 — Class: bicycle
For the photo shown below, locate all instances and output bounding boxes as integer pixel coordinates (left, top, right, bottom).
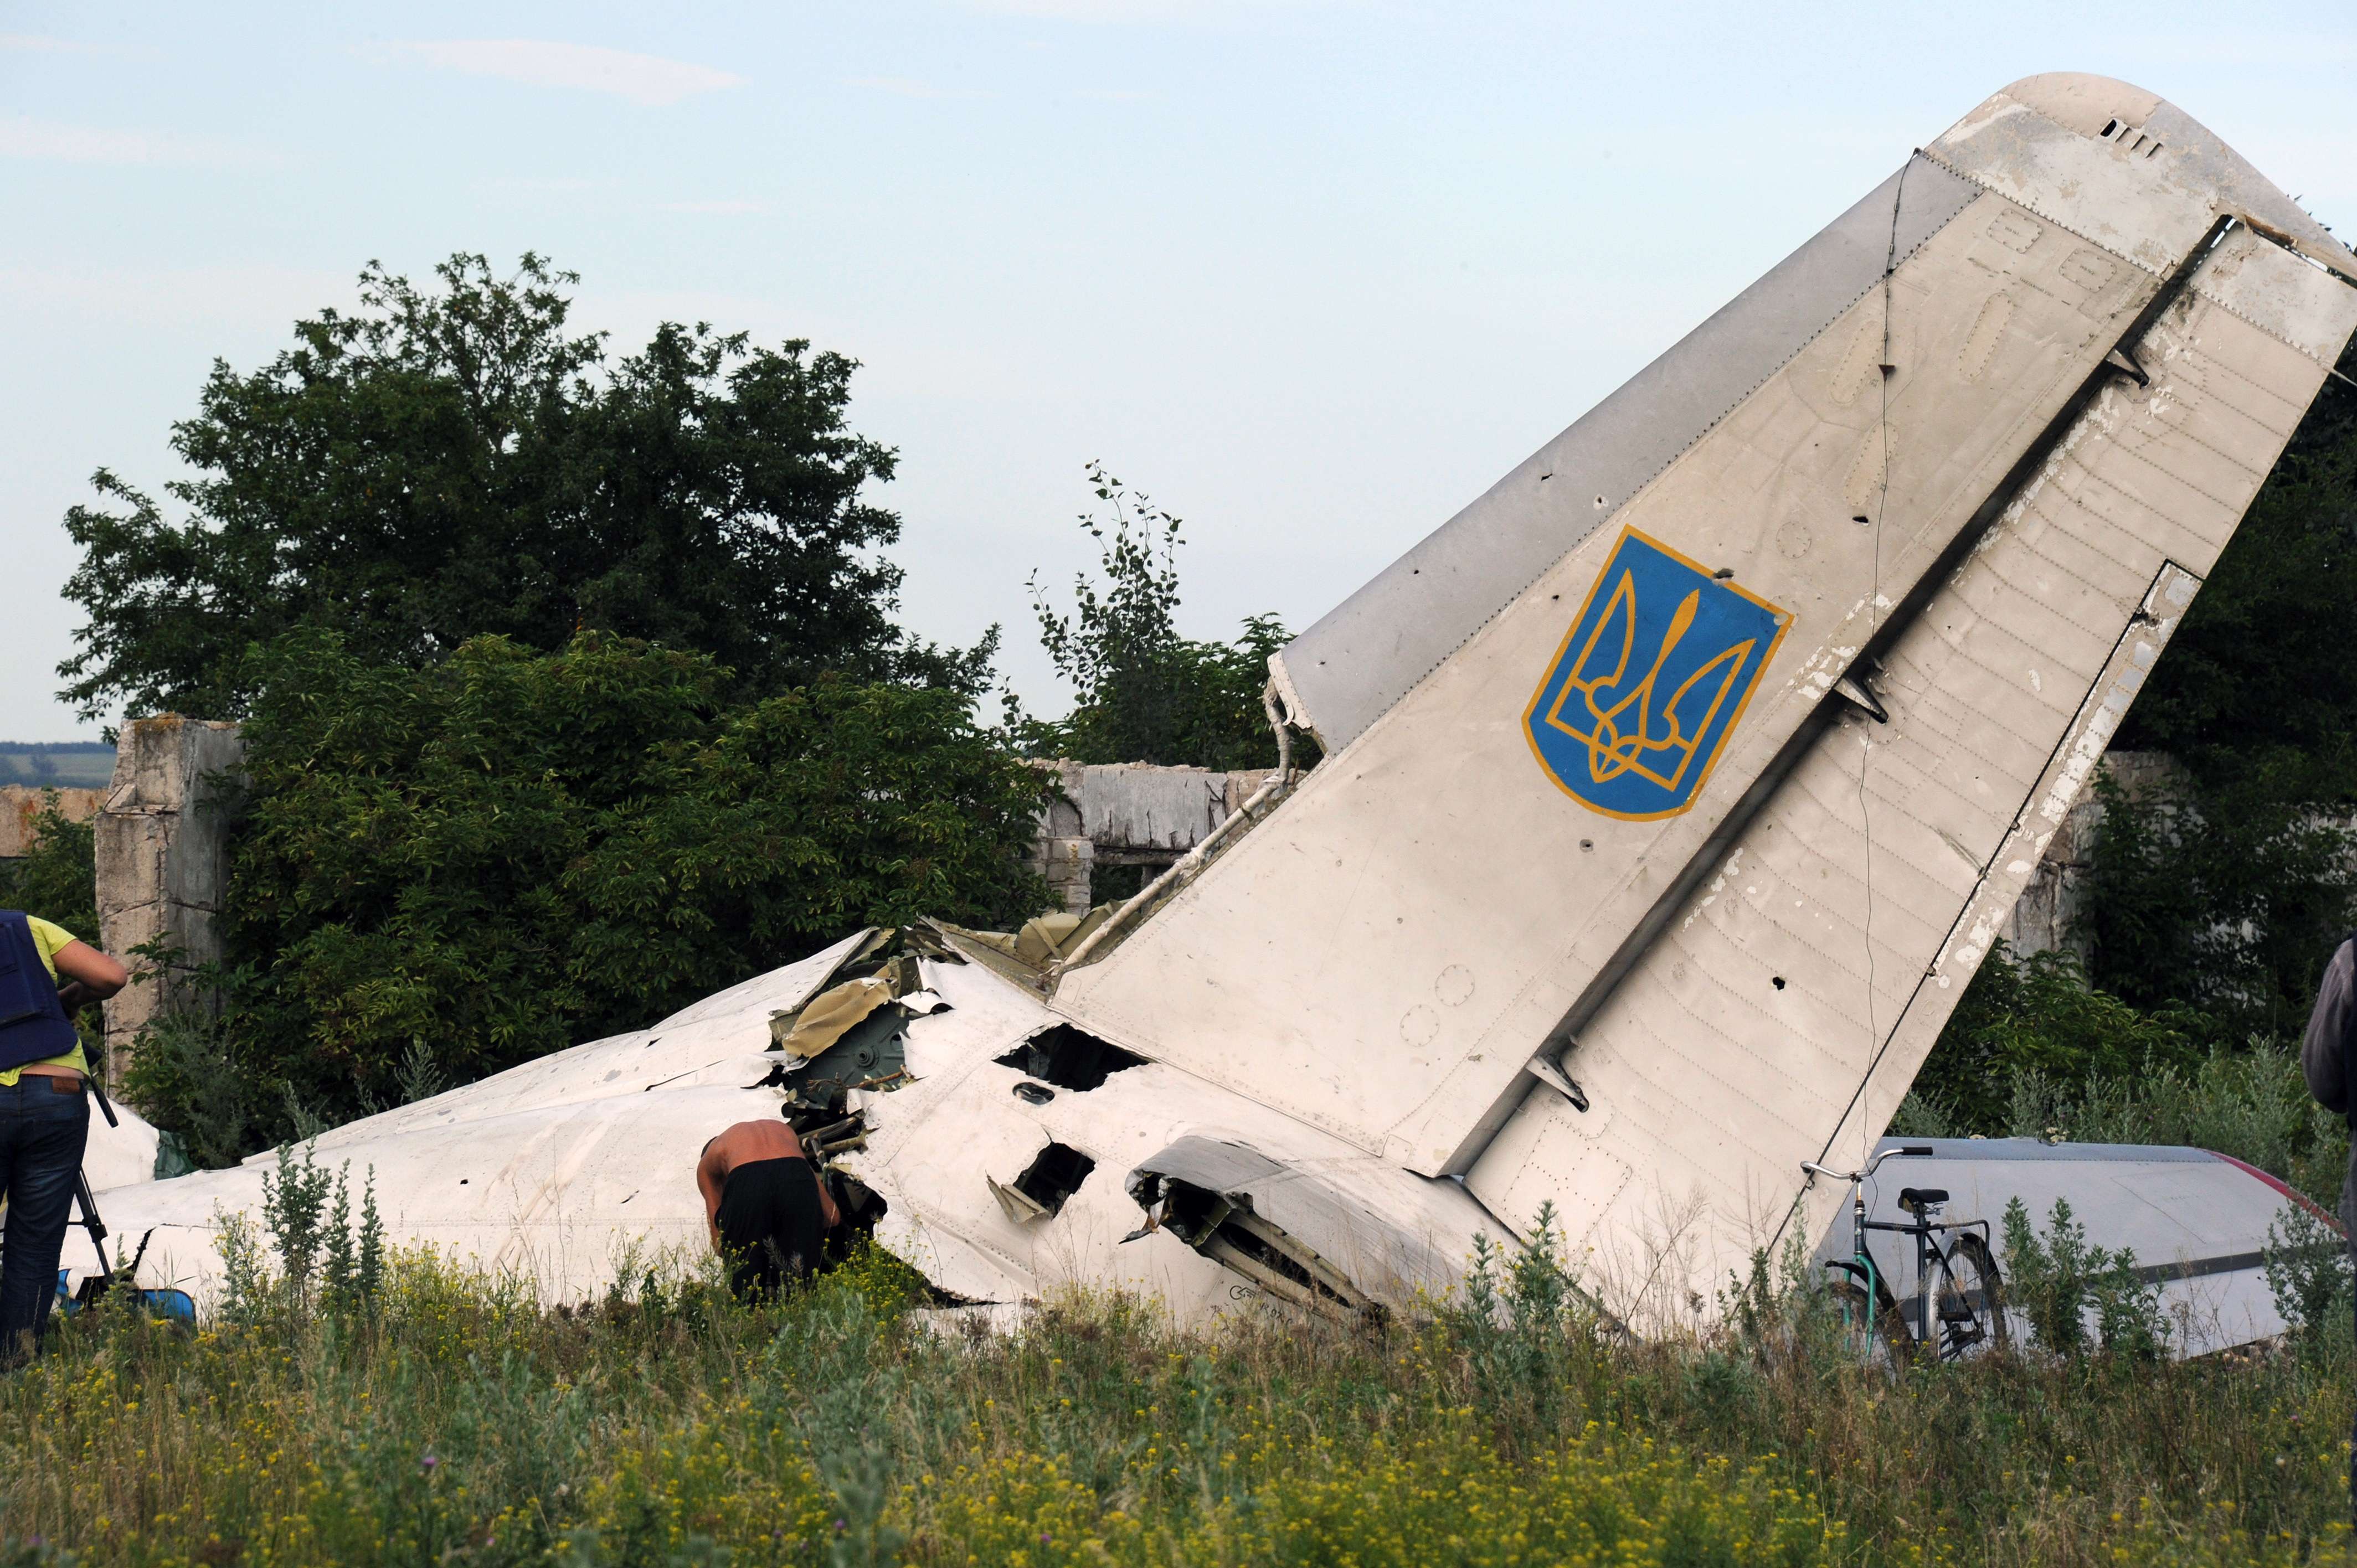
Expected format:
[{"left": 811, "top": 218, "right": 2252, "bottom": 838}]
[{"left": 1801, "top": 1144, "right": 2008, "bottom": 1363}]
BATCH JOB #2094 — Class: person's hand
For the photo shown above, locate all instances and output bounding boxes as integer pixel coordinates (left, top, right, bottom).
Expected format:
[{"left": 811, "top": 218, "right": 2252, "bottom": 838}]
[{"left": 54, "top": 981, "right": 95, "bottom": 1014}]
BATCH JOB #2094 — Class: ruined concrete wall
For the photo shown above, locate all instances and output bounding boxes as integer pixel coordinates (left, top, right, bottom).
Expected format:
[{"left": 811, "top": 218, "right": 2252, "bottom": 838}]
[
  {"left": 0, "top": 786, "right": 105, "bottom": 860},
  {"left": 1028, "top": 762, "right": 1280, "bottom": 914},
  {"left": 94, "top": 718, "right": 247, "bottom": 1087},
  {"left": 1996, "top": 750, "right": 2183, "bottom": 962}
]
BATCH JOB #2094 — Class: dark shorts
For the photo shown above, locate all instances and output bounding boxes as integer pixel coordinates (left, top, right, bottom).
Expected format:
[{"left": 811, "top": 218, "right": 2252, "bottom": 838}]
[
  {"left": 716, "top": 1158, "right": 829, "bottom": 1302},
  {"left": 0, "top": 1075, "right": 89, "bottom": 1363}
]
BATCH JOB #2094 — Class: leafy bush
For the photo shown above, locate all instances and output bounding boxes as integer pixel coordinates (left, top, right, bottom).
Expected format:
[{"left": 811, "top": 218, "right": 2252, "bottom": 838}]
[
  {"left": 118, "top": 1008, "right": 268, "bottom": 1171},
  {"left": 2083, "top": 765, "right": 2357, "bottom": 1039},
  {"left": 1444, "top": 1201, "right": 1590, "bottom": 1438},
  {"left": 2024, "top": 1048, "right": 2348, "bottom": 1204},
  {"left": 1011, "top": 464, "right": 1304, "bottom": 772},
  {"left": 215, "top": 1144, "right": 388, "bottom": 1328},
  {"left": 1901, "top": 1043, "right": 2351, "bottom": 1217},
  {"left": 2001, "top": 1196, "right": 2166, "bottom": 1359},
  {"left": 2262, "top": 1198, "right": 2352, "bottom": 1360},
  {"left": 127, "top": 629, "right": 1050, "bottom": 1156},
  {"left": 1913, "top": 940, "right": 2206, "bottom": 1130}
]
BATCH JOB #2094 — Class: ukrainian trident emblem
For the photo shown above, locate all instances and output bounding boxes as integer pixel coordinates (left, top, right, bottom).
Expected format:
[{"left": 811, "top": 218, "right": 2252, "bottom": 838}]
[{"left": 1525, "top": 528, "right": 1790, "bottom": 820}]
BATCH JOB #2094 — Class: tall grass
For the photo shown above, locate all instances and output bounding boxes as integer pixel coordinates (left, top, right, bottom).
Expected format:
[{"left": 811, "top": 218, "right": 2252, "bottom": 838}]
[
  {"left": 0, "top": 1224, "right": 2349, "bottom": 1568},
  {"left": 0, "top": 1054, "right": 2345, "bottom": 1565}
]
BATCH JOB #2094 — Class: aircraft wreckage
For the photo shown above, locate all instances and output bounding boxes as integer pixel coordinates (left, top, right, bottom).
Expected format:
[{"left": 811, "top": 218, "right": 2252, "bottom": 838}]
[{"left": 73, "top": 74, "right": 2357, "bottom": 1343}]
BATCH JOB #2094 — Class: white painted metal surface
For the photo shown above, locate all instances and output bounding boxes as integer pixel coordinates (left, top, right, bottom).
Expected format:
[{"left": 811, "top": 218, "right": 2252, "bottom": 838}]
[
  {"left": 81, "top": 938, "right": 1496, "bottom": 1317},
  {"left": 1815, "top": 1138, "right": 2317, "bottom": 1359},
  {"left": 73, "top": 77, "right": 2357, "bottom": 1343}
]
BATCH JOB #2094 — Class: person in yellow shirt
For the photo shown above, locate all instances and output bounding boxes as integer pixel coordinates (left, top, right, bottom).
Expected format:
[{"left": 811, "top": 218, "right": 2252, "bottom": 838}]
[{"left": 0, "top": 909, "right": 126, "bottom": 1363}]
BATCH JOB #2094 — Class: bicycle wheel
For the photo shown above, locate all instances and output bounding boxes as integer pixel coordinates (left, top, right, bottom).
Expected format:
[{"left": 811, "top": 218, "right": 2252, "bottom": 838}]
[
  {"left": 1933, "top": 1232, "right": 2009, "bottom": 1360},
  {"left": 1822, "top": 1261, "right": 1911, "bottom": 1363}
]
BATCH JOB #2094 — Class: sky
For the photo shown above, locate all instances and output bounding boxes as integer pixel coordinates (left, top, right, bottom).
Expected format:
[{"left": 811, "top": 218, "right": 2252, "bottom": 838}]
[{"left": 3, "top": 2, "right": 2354, "bottom": 742}]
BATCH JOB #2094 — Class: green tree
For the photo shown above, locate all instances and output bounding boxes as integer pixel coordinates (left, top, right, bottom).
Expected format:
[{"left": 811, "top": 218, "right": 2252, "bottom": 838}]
[
  {"left": 1910, "top": 940, "right": 2205, "bottom": 1132},
  {"left": 2117, "top": 349, "right": 2357, "bottom": 792},
  {"left": 60, "top": 254, "right": 987, "bottom": 725},
  {"left": 128, "top": 630, "right": 1049, "bottom": 1158},
  {"left": 1011, "top": 464, "right": 1304, "bottom": 772},
  {"left": 2080, "top": 765, "right": 2357, "bottom": 1034},
  {"left": 2087, "top": 343, "right": 2357, "bottom": 1029}
]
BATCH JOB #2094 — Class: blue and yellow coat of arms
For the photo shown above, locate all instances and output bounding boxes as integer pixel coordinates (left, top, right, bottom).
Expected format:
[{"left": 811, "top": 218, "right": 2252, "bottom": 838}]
[{"left": 1525, "top": 528, "right": 1791, "bottom": 821}]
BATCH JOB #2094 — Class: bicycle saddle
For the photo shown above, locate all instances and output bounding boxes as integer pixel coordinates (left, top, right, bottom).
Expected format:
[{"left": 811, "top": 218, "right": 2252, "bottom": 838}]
[{"left": 1897, "top": 1187, "right": 1949, "bottom": 1213}]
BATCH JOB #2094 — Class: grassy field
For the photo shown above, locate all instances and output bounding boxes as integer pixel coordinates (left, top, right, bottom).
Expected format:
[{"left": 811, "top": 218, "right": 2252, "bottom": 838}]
[
  {"left": 0, "top": 1049, "right": 2349, "bottom": 1567},
  {"left": 0, "top": 1224, "right": 2348, "bottom": 1567}
]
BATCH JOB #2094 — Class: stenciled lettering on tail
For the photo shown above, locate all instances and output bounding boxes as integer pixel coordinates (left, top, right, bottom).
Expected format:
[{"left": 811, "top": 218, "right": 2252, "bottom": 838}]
[{"left": 1525, "top": 528, "right": 1790, "bottom": 820}]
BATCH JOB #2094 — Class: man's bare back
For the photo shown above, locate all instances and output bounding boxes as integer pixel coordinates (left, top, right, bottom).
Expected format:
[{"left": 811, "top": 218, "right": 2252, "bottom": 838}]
[
  {"left": 696, "top": 1120, "right": 838, "bottom": 1254},
  {"left": 703, "top": 1118, "right": 805, "bottom": 1175}
]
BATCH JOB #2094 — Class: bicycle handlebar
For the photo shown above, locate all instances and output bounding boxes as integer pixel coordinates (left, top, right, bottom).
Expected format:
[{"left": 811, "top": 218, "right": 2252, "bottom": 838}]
[{"left": 1799, "top": 1144, "right": 1934, "bottom": 1185}]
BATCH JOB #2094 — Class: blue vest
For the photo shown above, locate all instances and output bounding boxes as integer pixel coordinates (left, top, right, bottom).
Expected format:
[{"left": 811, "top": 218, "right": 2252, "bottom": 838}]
[{"left": 0, "top": 911, "right": 80, "bottom": 1071}]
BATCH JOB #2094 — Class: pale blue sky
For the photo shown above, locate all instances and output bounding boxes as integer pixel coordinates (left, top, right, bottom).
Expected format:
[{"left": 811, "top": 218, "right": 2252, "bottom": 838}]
[{"left": 5, "top": 2, "right": 2353, "bottom": 741}]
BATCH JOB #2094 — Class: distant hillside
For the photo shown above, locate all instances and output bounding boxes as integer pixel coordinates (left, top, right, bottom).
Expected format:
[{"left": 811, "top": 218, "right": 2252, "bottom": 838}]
[{"left": 0, "top": 742, "right": 115, "bottom": 789}]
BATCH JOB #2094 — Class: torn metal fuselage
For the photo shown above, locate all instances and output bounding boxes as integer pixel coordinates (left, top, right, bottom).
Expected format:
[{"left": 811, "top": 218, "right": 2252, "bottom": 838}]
[
  {"left": 1128, "top": 1172, "right": 1377, "bottom": 1322},
  {"left": 81, "top": 921, "right": 1499, "bottom": 1322}
]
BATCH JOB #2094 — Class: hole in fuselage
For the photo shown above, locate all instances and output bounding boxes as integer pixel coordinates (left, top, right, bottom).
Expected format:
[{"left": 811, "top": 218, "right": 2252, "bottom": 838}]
[
  {"left": 995, "top": 1024, "right": 1146, "bottom": 1092},
  {"left": 1013, "top": 1142, "right": 1095, "bottom": 1216}
]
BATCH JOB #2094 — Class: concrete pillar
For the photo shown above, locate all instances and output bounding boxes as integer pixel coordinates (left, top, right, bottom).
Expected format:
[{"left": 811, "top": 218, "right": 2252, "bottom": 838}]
[
  {"left": 94, "top": 717, "right": 246, "bottom": 1091},
  {"left": 1035, "top": 836, "right": 1097, "bottom": 915}
]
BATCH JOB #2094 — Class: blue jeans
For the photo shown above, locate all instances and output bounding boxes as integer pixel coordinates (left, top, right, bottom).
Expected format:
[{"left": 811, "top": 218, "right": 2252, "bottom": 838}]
[{"left": 0, "top": 1077, "right": 88, "bottom": 1364}]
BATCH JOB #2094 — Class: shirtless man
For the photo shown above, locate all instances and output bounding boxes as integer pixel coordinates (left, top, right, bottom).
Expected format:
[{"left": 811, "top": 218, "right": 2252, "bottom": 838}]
[{"left": 694, "top": 1118, "right": 841, "bottom": 1301}]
